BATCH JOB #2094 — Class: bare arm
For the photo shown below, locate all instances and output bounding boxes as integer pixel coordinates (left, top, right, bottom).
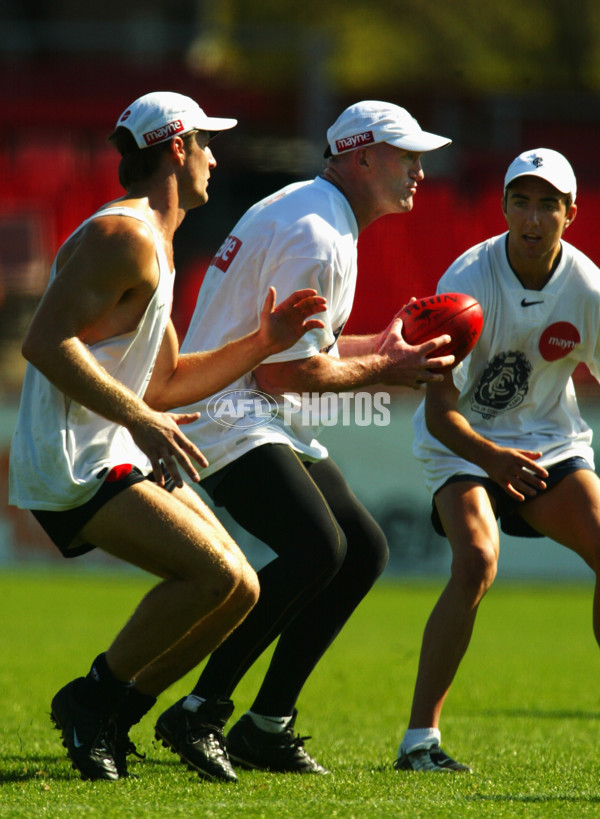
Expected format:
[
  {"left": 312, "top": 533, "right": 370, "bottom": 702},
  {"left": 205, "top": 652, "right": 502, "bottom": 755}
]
[
  {"left": 337, "top": 334, "right": 383, "bottom": 358},
  {"left": 424, "top": 373, "right": 548, "bottom": 501},
  {"left": 336, "top": 297, "right": 418, "bottom": 358},
  {"left": 255, "top": 314, "right": 455, "bottom": 394},
  {"left": 22, "top": 217, "right": 208, "bottom": 487},
  {"left": 144, "top": 287, "right": 326, "bottom": 411}
]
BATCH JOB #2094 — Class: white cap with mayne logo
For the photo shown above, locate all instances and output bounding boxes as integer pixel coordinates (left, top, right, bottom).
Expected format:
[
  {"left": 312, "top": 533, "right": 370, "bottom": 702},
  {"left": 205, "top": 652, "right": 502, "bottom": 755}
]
[
  {"left": 504, "top": 148, "right": 577, "bottom": 202},
  {"left": 116, "top": 91, "right": 237, "bottom": 150},
  {"left": 324, "top": 100, "right": 451, "bottom": 157}
]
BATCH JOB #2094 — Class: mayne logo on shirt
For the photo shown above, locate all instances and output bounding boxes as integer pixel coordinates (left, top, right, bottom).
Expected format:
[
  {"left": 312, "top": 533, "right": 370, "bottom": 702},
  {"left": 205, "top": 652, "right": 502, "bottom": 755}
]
[
  {"left": 539, "top": 322, "right": 580, "bottom": 361},
  {"left": 211, "top": 235, "right": 242, "bottom": 272},
  {"left": 336, "top": 130, "right": 375, "bottom": 153}
]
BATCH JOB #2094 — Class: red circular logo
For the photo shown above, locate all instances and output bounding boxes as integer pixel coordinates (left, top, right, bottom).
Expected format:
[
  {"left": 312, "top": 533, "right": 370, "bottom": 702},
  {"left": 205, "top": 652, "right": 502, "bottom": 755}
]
[{"left": 539, "top": 322, "right": 580, "bottom": 361}]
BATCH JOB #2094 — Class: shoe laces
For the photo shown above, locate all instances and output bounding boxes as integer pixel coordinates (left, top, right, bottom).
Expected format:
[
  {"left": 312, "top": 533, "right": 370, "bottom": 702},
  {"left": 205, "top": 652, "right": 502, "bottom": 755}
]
[
  {"left": 96, "top": 718, "right": 118, "bottom": 753},
  {"left": 281, "top": 727, "right": 313, "bottom": 753},
  {"left": 113, "top": 717, "right": 145, "bottom": 761},
  {"left": 186, "top": 715, "right": 228, "bottom": 752}
]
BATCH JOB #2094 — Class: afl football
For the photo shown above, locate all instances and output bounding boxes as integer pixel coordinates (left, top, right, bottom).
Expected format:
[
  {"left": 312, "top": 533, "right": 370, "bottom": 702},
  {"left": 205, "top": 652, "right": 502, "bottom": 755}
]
[{"left": 398, "top": 293, "right": 483, "bottom": 368}]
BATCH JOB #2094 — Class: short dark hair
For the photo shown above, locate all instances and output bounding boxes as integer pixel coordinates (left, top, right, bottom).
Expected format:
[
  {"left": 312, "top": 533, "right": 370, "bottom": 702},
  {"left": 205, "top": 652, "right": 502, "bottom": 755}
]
[
  {"left": 503, "top": 180, "right": 574, "bottom": 211},
  {"left": 107, "top": 127, "right": 199, "bottom": 190}
]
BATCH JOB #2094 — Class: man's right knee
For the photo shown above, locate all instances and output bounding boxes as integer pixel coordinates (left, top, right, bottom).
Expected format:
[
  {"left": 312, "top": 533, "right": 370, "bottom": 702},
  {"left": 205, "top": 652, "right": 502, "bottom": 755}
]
[
  {"left": 196, "top": 542, "right": 259, "bottom": 612},
  {"left": 232, "top": 560, "right": 260, "bottom": 618},
  {"left": 452, "top": 543, "right": 498, "bottom": 599},
  {"left": 230, "top": 551, "right": 260, "bottom": 608}
]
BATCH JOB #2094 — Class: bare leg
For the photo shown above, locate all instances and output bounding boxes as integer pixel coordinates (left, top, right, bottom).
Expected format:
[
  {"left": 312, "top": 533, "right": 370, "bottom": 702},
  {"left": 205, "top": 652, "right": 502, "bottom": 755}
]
[
  {"left": 408, "top": 469, "right": 600, "bottom": 732},
  {"left": 519, "top": 469, "right": 600, "bottom": 646},
  {"left": 408, "top": 483, "right": 500, "bottom": 729},
  {"left": 80, "top": 481, "right": 259, "bottom": 693}
]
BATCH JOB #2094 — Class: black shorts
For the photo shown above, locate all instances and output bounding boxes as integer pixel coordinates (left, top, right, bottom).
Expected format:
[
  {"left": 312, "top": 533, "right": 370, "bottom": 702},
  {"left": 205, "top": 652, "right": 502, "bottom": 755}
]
[
  {"left": 431, "top": 456, "right": 594, "bottom": 538},
  {"left": 31, "top": 464, "right": 176, "bottom": 558}
]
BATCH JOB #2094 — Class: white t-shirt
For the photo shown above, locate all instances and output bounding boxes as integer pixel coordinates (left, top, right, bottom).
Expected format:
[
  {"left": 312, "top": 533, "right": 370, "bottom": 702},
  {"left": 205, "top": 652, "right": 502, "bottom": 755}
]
[
  {"left": 413, "top": 232, "right": 600, "bottom": 495},
  {"left": 9, "top": 207, "right": 174, "bottom": 510},
  {"left": 179, "top": 176, "right": 359, "bottom": 476}
]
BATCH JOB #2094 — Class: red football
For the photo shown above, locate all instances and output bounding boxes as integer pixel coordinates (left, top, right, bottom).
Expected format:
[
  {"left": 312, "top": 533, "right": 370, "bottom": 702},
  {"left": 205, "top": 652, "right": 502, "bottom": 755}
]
[{"left": 398, "top": 292, "right": 483, "bottom": 368}]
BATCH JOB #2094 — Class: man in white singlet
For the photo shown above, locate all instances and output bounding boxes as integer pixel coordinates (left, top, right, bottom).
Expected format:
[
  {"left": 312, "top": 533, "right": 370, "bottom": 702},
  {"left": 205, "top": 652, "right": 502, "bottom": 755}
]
[
  {"left": 395, "top": 149, "right": 600, "bottom": 773},
  {"left": 148, "top": 101, "right": 454, "bottom": 777},
  {"left": 8, "top": 91, "right": 326, "bottom": 783}
]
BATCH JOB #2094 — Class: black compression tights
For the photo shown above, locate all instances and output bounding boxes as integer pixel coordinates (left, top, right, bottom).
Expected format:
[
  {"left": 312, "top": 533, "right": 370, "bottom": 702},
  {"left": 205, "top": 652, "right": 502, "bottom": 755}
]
[{"left": 192, "top": 444, "right": 389, "bottom": 716}]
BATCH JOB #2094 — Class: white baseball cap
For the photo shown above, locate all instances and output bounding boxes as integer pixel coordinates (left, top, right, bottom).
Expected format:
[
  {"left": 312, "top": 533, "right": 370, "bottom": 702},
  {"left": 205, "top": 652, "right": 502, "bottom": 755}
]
[
  {"left": 116, "top": 91, "right": 237, "bottom": 150},
  {"left": 324, "top": 100, "right": 451, "bottom": 157},
  {"left": 504, "top": 148, "right": 577, "bottom": 202}
]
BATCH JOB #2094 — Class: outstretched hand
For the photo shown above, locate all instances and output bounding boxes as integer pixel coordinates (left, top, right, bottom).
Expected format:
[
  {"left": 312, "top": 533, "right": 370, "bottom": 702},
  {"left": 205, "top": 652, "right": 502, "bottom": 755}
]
[{"left": 259, "top": 286, "right": 327, "bottom": 355}]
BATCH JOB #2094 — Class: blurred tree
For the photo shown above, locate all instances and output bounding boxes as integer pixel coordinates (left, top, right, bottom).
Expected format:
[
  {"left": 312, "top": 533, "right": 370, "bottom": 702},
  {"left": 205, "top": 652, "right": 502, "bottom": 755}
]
[
  {"left": 7, "top": 1, "right": 600, "bottom": 94},
  {"left": 183, "top": 0, "right": 600, "bottom": 94}
]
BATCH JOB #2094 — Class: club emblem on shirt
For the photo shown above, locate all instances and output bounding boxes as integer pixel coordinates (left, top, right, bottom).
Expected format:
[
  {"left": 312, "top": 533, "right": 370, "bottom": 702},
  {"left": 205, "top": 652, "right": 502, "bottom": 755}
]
[{"left": 471, "top": 350, "right": 532, "bottom": 420}]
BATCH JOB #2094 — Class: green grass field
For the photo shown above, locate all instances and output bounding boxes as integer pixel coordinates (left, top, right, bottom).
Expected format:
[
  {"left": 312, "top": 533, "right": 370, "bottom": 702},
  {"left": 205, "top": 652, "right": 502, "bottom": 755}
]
[{"left": 2, "top": 570, "right": 600, "bottom": 818}]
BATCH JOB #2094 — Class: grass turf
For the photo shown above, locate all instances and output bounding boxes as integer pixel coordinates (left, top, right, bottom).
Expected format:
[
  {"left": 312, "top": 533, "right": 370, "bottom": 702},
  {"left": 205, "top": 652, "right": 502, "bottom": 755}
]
[{"left": 1, "top": 570, "right": 600, "bottom": 817}]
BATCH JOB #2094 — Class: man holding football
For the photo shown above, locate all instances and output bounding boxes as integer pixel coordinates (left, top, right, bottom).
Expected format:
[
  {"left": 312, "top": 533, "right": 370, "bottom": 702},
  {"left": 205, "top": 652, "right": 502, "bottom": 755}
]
[
  {"left": 144, "top": 101, "right": 454, "bottom": 781},
  {"left": 396, "top": 148, "right": 600, "bottom": 772}
]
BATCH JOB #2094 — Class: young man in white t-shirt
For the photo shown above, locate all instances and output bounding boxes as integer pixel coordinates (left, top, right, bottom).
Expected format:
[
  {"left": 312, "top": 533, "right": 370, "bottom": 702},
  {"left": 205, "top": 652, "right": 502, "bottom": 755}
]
[
  {"left": 147, "top": 101, "right": 454, "bottom": 779},
  {"left": 396, "top": 149, "right": 600, "bottom": 772}
]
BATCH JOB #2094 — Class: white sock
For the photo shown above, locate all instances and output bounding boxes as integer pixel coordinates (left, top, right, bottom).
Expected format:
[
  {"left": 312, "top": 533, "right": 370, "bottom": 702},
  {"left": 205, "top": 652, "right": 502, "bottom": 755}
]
[
  {"left": 399, "top": 727, "right": 441, "bottom": 756},
  {"left": 182, "top": 694, "right": 206, "bottom": 713},
  {"left": 247, "top": 711, "right": 293, "bottom": 734}
]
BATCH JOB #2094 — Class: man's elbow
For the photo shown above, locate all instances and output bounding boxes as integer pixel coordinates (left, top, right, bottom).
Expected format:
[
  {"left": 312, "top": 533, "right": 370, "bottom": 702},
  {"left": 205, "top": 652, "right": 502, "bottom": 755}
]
[
  {"left": 143, "top": 384, "right": 170, "bottom": 412},
  {"left": 254, "top": 366, "right": 279, "bottom": 394},
  {"left": 255, "top": 356, "right": 323, "bottom": 394},
  {"left": 21, "top": 337, "right": 34, "bottom": 364},
  {"left": 254, "top": 363, "right": 304, "bottom": 394},
  {"left": 21, "top": 332, "right": 46, "bottom": 369}
]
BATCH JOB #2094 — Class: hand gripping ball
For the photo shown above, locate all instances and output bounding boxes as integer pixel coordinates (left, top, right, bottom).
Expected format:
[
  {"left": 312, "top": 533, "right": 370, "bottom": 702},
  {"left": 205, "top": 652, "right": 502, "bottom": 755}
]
[{"left": 398, "top": 292, "right": 483, "bottom": 368}]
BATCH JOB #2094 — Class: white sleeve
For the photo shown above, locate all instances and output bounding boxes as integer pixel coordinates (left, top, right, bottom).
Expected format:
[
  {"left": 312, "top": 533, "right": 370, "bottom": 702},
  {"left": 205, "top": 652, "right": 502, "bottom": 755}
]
[
  {"left": 258, "top": 257, "right": 337, "bottom": 363},
  {"left": 586, "top": 326, "right": 600, "bottom": 383}
]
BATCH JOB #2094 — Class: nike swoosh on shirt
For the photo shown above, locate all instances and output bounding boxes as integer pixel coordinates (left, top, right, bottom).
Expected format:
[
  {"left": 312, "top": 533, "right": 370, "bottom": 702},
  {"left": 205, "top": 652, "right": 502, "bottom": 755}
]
[
  {"left": 73, "top": 728, "right": 84, "bottom": 748},
  {"left": 521, "top": 298, "right": 544, "bottom": 307}
]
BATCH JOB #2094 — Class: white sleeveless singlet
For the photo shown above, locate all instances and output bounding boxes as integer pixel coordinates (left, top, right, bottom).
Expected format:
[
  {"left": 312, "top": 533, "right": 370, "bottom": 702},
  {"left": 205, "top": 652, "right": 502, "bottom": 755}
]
[{"left": 9, "top": 206, "right": 174, "bottom": 510}]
